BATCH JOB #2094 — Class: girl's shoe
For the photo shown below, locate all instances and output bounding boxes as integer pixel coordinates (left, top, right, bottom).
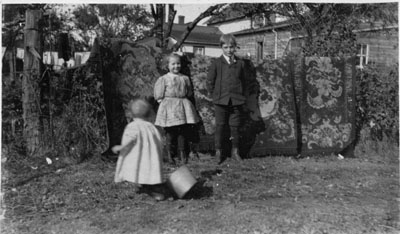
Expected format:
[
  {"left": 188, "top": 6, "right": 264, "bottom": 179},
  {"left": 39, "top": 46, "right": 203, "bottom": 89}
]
[
  {"left": 179, "top": 150, "right": 188, "bottom": 164},
  {"left": 167, "top": 150, "right": 176, "bottom": 165},
  {"left": 150, "top": 192, "right": 165, "bottom": 201}
]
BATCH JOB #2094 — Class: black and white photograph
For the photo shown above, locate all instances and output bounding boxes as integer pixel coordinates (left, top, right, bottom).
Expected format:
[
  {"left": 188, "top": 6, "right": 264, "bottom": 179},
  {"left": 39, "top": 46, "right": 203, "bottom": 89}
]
[{"left": 1, "top": 1, "right": 399, "bottom": 233}]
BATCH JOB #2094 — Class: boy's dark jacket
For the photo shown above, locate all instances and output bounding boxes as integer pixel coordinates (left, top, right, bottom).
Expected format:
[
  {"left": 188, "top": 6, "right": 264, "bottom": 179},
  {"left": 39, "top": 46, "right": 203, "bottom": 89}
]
[{"left": 207, "top": 55, "right": 254, "bottom": 106}]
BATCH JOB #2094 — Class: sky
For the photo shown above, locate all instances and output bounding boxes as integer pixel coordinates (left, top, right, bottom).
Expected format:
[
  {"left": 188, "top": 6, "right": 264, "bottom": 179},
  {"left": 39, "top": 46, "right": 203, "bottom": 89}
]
[{"left": 173, "top": 4, "right": 212, "bottom": 26}]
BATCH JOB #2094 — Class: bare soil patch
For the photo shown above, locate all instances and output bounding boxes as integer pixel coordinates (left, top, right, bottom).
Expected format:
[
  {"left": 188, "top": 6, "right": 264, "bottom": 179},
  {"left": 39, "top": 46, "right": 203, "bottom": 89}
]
[{"left": 1, "top": 146, "right": 399, "bottom": 234}]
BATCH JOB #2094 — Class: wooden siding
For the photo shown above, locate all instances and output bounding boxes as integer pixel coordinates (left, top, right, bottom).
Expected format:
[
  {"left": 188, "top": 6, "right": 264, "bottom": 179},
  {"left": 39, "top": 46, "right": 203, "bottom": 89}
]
[
  {"left": 235, "top": 27, "right": 398, "bottom": 68},
  {"left": 356, "top": 29, "right": 398, "bottom": 67},
  {"left": 235, "top": 30, "right": 293, "bottom": 61}
]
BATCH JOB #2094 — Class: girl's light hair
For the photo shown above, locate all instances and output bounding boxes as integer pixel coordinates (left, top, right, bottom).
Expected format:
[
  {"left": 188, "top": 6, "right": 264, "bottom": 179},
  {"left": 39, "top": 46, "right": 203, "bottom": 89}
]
[
  {"left": 163, "top": 53, "right": 181, "bottom": 71},
  {"left": 128, "top": 98, "right": 152, "bottom": 119},
  {"left": 219, "top": 34, "right": 237, "bottom": 47}
]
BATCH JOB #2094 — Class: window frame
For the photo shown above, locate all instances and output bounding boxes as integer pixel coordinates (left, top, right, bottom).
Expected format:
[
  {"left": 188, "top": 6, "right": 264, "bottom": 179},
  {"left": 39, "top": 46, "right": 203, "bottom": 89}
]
[
  {"left": 256, "top": 41, "right": 264, "bottom": 62},
  {"left": 356, "top": 44, "right": 369, "bottom": 68},
  {"left": 193, "top": 46, "right": 205, "bottom": 55}
]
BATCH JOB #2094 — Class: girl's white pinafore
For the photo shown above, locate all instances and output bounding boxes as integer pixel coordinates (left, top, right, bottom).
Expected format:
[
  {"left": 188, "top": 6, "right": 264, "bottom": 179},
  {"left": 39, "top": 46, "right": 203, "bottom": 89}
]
[
  {"left": 154, "top": 73, "right": 200, "bottom": 127},
  {"left": 114, "top": 118, "right": 163, "bottom": 185}
]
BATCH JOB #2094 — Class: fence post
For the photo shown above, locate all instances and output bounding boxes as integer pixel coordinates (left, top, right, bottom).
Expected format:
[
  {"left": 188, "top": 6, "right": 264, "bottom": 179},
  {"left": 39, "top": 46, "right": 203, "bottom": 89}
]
[{"left": 22, "top": 9, "right": 43, "bottom": 156}]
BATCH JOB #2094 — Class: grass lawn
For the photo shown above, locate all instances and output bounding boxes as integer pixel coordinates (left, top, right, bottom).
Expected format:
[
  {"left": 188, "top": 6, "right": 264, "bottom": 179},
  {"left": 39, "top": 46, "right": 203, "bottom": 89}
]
[{"left": 1, "top": 141, "right": 399, "bottom": 234}]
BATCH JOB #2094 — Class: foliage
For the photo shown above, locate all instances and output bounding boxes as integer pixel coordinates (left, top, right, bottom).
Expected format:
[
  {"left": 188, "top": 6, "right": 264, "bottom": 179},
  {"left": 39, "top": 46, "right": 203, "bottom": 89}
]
[
  {"left": 213, "top": 3, "right": 397, "bottom": 57},
  {"left": 49, "top": 65, "right": 107, "bottom": 161},
  {"left": 1, "top": 4, "right": 26, "bottom": 47},
  {"left": 283, "top": 3, "right": 397, "bottom": 56},
  {"left": 72, "top": 4, "right": 153, "bottom": 42},
  {"left": 2, "top": 63, "right": 107, "bottom": 163},
  {"left": 2, "top": 75, "right": 23, "bottom": 146},
  {"left": 190, "top": 55, "right": 215, "bottom": 134},
  {"left": 355, "top": 64, "right": 399, "bottom": 143}
]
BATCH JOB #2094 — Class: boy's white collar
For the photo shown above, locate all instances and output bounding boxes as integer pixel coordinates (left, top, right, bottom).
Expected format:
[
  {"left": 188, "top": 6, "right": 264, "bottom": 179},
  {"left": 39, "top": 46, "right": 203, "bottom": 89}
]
[{"left": 222, "top": 54, "right": 235, "bottom": 64}]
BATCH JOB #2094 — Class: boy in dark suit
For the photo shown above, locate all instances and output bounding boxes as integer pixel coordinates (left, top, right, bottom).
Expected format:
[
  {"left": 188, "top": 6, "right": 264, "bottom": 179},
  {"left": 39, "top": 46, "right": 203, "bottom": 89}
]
[{"left": 207, "top": 34, "right": 248, "bottom": 164}]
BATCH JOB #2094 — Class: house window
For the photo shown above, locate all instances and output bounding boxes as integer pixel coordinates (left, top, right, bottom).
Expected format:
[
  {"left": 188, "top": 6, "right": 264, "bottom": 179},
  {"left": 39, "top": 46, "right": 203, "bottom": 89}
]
[
  {"left": 356, "top": 44, "right": 369, "bottom": 68},
  {"left": 193, "top": 46, "right": 205, "bottom": 55},
  {"left": 256, "top": 41, "right": 263, "bottom": 61}
]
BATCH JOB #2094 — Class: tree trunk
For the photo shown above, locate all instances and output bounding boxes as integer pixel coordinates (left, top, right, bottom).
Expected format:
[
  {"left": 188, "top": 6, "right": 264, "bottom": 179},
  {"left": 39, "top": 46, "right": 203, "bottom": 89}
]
[
  {"left": 22, "top": 9, "right": 42, "bottom": 156},
  {"left": 164, "top": 4, "right": 176, "bottom": 42},
  {"left": 8, "top": 47, "right": 15, "bottom": 81},
  {"left": 6, "top": 29, "right": 17, "bottom": 81},
  {"left": 155, "top": 4, "right": 165, "bottom": 48}
]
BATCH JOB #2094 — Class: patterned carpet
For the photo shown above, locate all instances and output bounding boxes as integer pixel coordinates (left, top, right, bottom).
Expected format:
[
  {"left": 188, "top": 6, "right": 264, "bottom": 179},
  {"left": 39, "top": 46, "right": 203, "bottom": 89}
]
[{"left": 88, "top": 38, "right": 356, "bottom": 157}]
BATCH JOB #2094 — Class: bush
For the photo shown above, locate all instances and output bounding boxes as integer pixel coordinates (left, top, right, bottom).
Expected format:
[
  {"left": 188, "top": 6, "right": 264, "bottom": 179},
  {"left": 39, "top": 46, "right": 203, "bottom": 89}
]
[
  {"left": 355, "top": 63, "right": 399, "bottom": 143},
  {"left": 2, "top": 64, "right": 107, "bottom": 163},
  {"left": 49, "top": 65, "right": 107, "bottom": 162}
]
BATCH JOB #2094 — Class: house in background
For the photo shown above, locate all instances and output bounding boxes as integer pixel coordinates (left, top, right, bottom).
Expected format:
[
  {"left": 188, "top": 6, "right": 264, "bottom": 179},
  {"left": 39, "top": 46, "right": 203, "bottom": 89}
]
[
  {"left": 206, "top": 11, "right": 288, "bottom": 34},
  {"left": 206, "top": 12, "right": 398, "bottom": 68},
  {"left": 166, "top": 16, "right": 223, "bottom": 57},
  {"left": 352, "top": 22, "right": 398, "bottom": 68},
  {"left": 287, "top": 21, "right": 398, "bottom": 69}
]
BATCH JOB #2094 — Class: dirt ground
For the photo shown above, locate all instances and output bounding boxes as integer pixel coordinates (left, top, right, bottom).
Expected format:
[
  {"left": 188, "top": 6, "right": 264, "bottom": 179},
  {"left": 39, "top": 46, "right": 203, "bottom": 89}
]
[{"left": 1, "top": 143, "right": 399, "bottom": 234}]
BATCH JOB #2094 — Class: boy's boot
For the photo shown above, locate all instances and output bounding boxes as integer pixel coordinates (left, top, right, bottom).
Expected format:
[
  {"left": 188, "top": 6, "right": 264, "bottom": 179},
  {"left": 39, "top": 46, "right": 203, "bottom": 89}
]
[
  {"left": 215, "top": 149, "right": 225, "bottom": 164},
  {"left": 231, "top": 147, "right": 242, "bottom": 161}
]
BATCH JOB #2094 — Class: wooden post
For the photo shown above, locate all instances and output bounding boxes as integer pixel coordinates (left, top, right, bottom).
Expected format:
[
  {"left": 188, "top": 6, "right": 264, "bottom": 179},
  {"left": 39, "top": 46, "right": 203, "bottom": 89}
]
[{"left": 22, "top": 9, "right": 42, "bottom": 156}]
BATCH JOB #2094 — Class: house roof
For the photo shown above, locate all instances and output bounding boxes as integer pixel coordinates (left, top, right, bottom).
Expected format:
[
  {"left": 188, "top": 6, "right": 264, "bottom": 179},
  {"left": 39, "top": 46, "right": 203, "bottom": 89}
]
[
  {"left": 355, "top": 21, "right": 398, "bottom": 32},
  {"left": 232, "top": 19, "right": 398, "bottom": 36},
  {"left": 166, "top": 23, "right": 223, "bottom": 46},
  {"left": 232, "top": 19, "right": 298, "bottom": 36}
]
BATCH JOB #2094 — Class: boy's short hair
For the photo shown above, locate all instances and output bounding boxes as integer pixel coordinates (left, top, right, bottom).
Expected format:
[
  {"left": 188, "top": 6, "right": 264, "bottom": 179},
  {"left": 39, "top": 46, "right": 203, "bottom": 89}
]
[
  {"left": 128, "top": 98, "right": 152, "bottom": 119},
  {"left": 219, "top": 34, "right": 237, "bottom": 47}
]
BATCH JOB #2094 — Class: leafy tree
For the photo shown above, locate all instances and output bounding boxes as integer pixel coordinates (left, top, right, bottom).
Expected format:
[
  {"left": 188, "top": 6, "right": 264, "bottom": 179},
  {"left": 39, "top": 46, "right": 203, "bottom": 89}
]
[
  {"left": 2, "top": 4, "right": 28, "bottom": 80},
  {"left": 72, "top": 4, "right": 153, "bottom": 45},
  {"left": 213, "top": 3, "right": 398, "bottom": 56}
]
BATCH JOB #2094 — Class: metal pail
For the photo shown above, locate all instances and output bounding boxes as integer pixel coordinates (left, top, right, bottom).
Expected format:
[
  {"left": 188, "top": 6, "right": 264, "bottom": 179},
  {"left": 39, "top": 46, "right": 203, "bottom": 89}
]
[{"left": 167, "top": 165, "right": 197, "bottom": 198}]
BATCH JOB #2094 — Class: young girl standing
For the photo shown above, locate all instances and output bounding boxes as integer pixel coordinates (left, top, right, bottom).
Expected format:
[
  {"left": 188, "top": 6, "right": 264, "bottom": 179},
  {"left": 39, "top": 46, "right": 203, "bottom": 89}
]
[
  {"left": 154, "top": 53, "right": 200, "bottom": 164},
  {"left": 113, "top": 99, "right": 165, "bottom": 201}
]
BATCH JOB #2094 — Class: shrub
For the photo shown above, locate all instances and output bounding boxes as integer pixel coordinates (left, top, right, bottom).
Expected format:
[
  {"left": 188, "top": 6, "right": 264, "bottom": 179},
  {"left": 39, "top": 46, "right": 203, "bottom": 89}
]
[
  {"left": 355, "top": 63, "right": 399, "bottom": 143},
  {"left": 49, "top": 65, "right": 107, "bottom": 162},
  {"left": 2, "top": 64, "right": 107, "bottom": 163}
]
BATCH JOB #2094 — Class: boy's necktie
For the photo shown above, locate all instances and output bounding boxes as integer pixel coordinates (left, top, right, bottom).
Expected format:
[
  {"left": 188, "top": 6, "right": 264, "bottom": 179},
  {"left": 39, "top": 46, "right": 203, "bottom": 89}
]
[{"left": 229, "top": 56, "right": 234, "bottom": 64}]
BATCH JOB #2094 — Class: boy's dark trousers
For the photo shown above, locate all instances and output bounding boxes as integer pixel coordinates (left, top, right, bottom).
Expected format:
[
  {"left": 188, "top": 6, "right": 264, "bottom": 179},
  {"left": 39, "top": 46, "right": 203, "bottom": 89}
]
[{"left": 214, "top": 103, "right": 243, "bottom": 161}]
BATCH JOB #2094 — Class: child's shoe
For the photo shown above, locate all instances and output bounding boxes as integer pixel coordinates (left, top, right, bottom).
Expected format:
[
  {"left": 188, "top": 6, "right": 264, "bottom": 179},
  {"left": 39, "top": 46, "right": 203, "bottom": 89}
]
[
  {"left": 215, "top": 149, "right": 225, "bottom": 164},
  {"left": 150, "top": 192, "right": 165, "bottom": 201},
  {"left": 231, "top": 147, "right": 242, "bottom": 161},
  {"left": 166, "top": 150, "right": 176, "bottom": 165},
  {"left": 179, "top": 150, "right": 188, "bottom": 164}
]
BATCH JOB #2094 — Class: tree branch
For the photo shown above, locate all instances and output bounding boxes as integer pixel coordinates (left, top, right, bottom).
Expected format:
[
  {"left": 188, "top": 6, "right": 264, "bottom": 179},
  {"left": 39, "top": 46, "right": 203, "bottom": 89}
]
[
  {"left": 2, "top": 16, "right": 25, "bottom": 29},
  {"left": 164, "top": 4, "right": 177, "bottom": 42},
  {"left": 172, "top": 4, "right": 227, "bottom": 51},
  {"left": 155, "top": 4, "right": 165, "bottom": 47},
  {"left": 150, "top": 4, "right": 156, "bottom": 19},
  {"left": 290, "top": 3, "right": 313, "bottom": 46}
]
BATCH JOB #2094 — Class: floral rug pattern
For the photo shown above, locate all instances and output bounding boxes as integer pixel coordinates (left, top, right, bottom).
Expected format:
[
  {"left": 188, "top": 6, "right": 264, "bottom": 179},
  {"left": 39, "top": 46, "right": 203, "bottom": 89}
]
[
  {"left": 249, "top": 58, "right": 298, "bottom": 155},
  {"left": 297, "top": 57, "right": 356, "bottom": 155}
]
